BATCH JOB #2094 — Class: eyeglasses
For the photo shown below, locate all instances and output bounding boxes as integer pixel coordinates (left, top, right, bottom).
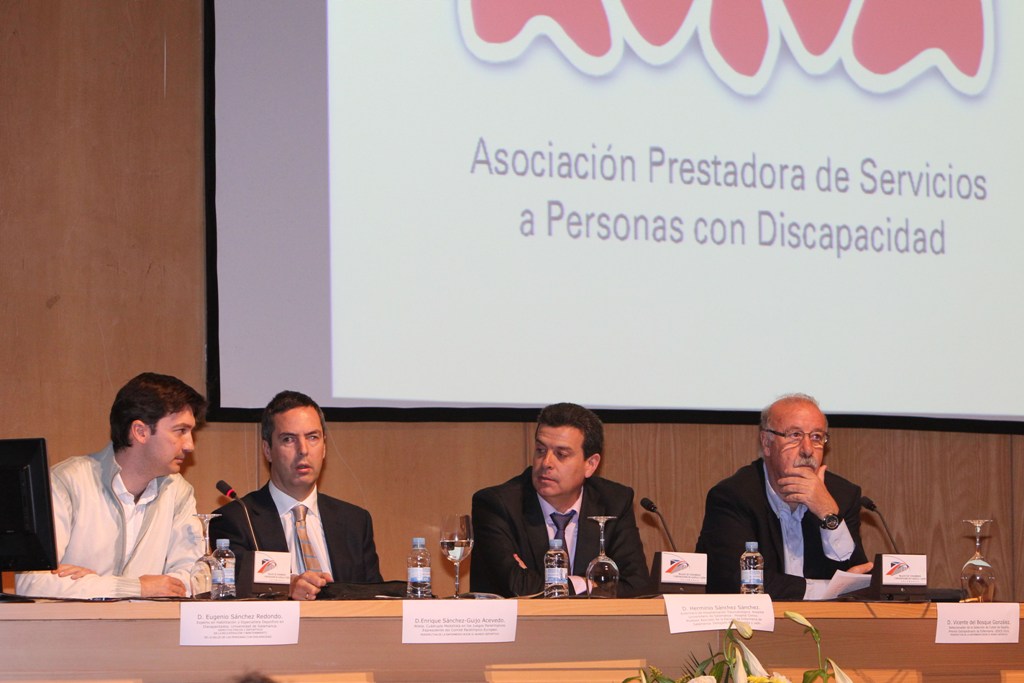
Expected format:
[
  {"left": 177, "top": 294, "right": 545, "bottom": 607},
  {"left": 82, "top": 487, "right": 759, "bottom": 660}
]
[{"left": 761, "top": 428, "right": 829, "bottom": 447}]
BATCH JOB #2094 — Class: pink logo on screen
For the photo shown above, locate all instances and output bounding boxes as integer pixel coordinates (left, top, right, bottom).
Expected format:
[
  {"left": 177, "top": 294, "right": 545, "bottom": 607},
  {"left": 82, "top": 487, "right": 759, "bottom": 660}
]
[{"left": 458, "top": 0, "right": 993, "bottom": 95}]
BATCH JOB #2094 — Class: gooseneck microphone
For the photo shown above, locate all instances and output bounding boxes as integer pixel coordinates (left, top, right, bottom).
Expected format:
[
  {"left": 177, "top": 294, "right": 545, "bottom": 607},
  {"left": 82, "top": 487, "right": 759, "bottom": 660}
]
[
  {"left": 217, "top": 480, "right": 261, "bottom": 552},
  {"left": 861, "top": 495, "right": 901, "bottom": 554},
  {"left": 641, "top": 497, "right": 678, "bottom": 552}
]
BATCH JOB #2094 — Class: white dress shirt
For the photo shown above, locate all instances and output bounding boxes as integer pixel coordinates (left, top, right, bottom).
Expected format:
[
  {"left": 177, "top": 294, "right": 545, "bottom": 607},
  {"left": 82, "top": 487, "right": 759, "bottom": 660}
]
[
  {"left": 268, "top": 481, "right": 334, "bottom": 576},
  {"left": 537, "top": 492, "right": 587, "bottom": 594},
  {"left": 762, "top": 462, "right": 855, "bottom": 599}
]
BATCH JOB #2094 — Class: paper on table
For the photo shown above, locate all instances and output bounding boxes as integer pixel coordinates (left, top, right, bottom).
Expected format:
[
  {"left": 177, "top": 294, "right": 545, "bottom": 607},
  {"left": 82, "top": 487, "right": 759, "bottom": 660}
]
[{"left": 820, "top": 570, "right": 871, "bottom": 599}]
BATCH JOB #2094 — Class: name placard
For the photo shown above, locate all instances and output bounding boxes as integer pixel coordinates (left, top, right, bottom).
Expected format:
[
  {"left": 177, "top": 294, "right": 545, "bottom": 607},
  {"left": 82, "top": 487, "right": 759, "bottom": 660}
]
[
  {"left": 663, "top": 594, "right": 774, "bottom": 634},
  {"left": 402, "top": 600, "right": 518, "bottom": 643},
  {"left": 180, "top": 602, "right": 300, "bottom": 646},
  {"left": 936, "top": 603, "right": 1020, "bottom": 644}
]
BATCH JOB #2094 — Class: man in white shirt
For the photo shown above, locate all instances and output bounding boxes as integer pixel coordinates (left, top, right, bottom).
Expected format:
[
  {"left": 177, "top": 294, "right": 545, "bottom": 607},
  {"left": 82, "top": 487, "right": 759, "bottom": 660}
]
[
  {"left": 210, "top": 391, "right": 381, "bottom": 600},
  {"left": 16, "top": 373, "right": 207, "bottom": 599},
  {"left": 697, "top": 393, "right": 874, "bottom": 599}
]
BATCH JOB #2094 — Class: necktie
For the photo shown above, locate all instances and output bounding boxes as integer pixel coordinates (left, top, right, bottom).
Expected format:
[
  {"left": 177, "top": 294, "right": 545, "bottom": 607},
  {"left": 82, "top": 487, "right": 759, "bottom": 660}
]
[
  {"left": 292, "top": 504, "right": 322, "bottom": 573},
  {"left": 550, "top": 511, "right": 576, "bottom": 572},
  {"left": 550, "top": 510, "right": 576, "bottom": 542}
]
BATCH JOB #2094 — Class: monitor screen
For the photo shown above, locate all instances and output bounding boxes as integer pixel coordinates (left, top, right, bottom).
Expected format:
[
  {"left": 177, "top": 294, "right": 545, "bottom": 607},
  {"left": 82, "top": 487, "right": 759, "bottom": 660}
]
[{"left": 0, "top": 438, "right": 58, "bottom": 572}]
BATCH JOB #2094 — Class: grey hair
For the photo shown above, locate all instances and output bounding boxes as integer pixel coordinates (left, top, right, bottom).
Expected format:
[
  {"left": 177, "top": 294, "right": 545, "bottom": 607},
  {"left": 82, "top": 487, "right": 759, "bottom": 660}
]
[{"left": 759, "top": 392, "right": 822, "bottom": 431}]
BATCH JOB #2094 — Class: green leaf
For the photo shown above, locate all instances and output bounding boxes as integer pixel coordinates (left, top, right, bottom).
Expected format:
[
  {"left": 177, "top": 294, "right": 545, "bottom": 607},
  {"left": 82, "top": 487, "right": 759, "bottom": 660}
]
[{"left": 802, "top": 669, "right": 827, "bottom": 683}]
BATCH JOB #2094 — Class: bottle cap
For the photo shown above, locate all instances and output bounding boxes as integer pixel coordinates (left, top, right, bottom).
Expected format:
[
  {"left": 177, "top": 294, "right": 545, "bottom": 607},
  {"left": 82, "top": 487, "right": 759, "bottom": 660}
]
[
  {"left": 216, "top": 538, "right": 230, "bottom": 549},
  {"left": 745, "top": 541, "right": 758, "bottom": 552},
  {"left": 549, "top": 538, "right": 564, "bottom": 549},
  {"left": 412, "top": 537, "right": 426, "bottom": 548}
]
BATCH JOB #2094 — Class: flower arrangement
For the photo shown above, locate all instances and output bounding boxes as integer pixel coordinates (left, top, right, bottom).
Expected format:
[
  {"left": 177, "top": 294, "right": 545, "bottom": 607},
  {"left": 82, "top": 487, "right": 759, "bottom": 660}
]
[{"left": 624, "top": 611, "right": 853, "bottom": 683}]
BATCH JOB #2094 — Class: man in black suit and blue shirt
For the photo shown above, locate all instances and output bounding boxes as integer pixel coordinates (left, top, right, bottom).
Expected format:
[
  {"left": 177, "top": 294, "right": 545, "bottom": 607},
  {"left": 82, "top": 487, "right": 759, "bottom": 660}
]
[
  {"left": 210, "top": 391, "right": 381, "bottom": 600},
  {"left": 696, "top": 393, "right": 873, "bottom": 599},
  {"left": 471, "top": 402, "right": 652, "bottom": 597}
]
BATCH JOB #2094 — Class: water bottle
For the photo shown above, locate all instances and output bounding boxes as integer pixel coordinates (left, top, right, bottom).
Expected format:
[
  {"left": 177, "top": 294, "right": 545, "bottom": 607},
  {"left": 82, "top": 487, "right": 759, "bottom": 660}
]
[
  {"left": 740, "top": 541, "right": 764, "bottom": 594},
  {"left": 212, "top": 538, "right": 236, "bottom": 599},
  {"left": 543, "top": 538, "right": 569, "bottom": 598},
  {"left": 406, "top": 537, "right": 432, "bottom": 598}
]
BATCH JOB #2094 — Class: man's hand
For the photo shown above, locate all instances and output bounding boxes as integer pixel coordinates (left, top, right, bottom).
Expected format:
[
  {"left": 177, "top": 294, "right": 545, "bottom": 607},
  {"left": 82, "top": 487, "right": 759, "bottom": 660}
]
[
  {"left": 139, "top": 574, "right": 187, "bottom": 598},
  {"left": 848, "top": 561, "right": 874, "bottom": 574},
  {"left": 290, "top": 570, "right": 333, "bottom": 601},
  {"left": 777, "top": 463, "right": 839, "bottom": 519},
  {"left": 52, "top": 564, "right": 96, "bottom": 580}
]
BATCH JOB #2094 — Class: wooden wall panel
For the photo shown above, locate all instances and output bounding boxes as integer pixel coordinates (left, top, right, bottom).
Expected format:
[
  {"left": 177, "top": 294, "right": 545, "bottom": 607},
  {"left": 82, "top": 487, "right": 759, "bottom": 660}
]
[
  {"left": 1, "top": 1, "right": 1021, "bottom": 604},
  {"left": 0, "top": 0, "right": 205, "bottom": 462}
]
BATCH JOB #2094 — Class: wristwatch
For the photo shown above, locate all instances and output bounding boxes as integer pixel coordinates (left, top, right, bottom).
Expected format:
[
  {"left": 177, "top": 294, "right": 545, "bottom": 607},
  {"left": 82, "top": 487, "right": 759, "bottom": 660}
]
[{"left": 819, "top": 513, "right": 841, "bottom": 530}]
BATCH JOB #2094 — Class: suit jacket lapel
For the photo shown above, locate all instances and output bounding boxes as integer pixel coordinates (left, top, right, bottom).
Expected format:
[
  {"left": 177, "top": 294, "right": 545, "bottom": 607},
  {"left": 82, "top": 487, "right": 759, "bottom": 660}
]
[
  {"left": 519, "top": 479, "right": 552, "bottom": 572},
  {"left": 753, "top": 462, "right": 787, "bottom": 571},
  {"left": 248, "top": 484, "right": 289, "bottom": 552},
  {"left": 574, "top": 484, "right": 601, "bottom": 573}
]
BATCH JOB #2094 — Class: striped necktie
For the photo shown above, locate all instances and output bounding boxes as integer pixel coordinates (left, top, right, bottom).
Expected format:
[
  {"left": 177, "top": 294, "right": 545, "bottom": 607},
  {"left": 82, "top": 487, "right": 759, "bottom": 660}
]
[{"left": 292, "top": 504, "right": 322, "bottom": 573}]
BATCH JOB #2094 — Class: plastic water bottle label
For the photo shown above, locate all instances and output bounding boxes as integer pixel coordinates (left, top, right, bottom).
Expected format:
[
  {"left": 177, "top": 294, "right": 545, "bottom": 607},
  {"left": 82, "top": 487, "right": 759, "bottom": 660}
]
[
  {"left": 545, "top": 567, "right": 568, "bottom": 584},
  {"left": 407, "top": 567, "right": 431, "bottom": 582},
  {"left": 740, "top": 569, "right": 763, "bottom": 584}
]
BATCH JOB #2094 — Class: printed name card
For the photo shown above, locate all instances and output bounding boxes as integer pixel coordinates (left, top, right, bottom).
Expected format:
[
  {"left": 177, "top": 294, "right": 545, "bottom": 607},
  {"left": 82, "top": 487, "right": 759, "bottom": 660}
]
[
  {"left": 402, "top": 599, "right": 518, "bottom": 643},
  {"left": 657, "top": 552, "right": 707, "bottom": 585},
  {"left": 663, "top": 594, "right": 774, "bottom": 634},
  {"left": 180, "top": 602, "right": 300, "bottom": 646},
  {"left": 879, "top": 553, "right": 928, "bottom": 586},
  {"left": 936, "top": 603, "right": 1020, "bottom": 643}
]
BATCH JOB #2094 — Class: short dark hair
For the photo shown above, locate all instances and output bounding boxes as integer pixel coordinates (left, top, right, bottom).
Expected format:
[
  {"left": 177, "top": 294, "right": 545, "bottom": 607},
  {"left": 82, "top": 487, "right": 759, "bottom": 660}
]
[
  {"left": 109, "top": 373, "right": 207, "bottom": 451},
  {"left": 536, "top": 402, "right": 603, "bottom": 458},
  {"left": 260, "top": 390, "right": 327, "bottom": 444}
]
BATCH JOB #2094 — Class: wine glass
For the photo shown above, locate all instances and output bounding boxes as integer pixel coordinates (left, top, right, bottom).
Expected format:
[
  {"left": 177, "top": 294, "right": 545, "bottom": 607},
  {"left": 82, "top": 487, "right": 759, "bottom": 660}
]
[
  {"left": 440, "top": 514, "right": 473, "bottom": 598},
  {"left": 961, "top": 519, "right": 996, "bottom": 602},
  {"left": 189, "top": 513, "right": 221, "bottom": 599},
  {"left": 585, "top": 515, "right": 619, "bottom": 598}
]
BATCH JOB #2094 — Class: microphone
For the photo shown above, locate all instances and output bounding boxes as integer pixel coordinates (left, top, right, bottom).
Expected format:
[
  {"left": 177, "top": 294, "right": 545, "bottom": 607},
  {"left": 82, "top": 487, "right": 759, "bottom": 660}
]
[
  {"left": 216, "top": 480, "right": 238, "bottom": 500},
  {"left": 217, "top": 480, "right": 260, "bottom": 552},
  {"left": 861, "top": 495, "right": 900, "bottom": 554},
  {"left": 641, "top": 497, "right": 678, "bottom": 552}
]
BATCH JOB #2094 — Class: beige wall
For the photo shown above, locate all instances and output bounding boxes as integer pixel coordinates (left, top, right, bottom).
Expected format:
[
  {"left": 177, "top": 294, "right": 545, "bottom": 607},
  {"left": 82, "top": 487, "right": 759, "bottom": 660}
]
[{"left": 2, "top": 1, "right": 1020, "bottom": 600}]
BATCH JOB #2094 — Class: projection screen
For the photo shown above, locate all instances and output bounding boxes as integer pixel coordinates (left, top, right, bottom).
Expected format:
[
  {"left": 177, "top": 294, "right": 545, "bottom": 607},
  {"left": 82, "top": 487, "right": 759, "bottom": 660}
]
[{"left": 209, "top": 0, "right": 1024, "bottom": 425}]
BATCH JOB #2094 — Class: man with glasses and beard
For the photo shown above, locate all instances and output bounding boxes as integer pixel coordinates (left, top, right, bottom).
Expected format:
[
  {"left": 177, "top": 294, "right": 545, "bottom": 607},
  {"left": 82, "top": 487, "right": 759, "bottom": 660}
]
[{"left": 697, "top": 393, "right": 872, "bottom": 599}]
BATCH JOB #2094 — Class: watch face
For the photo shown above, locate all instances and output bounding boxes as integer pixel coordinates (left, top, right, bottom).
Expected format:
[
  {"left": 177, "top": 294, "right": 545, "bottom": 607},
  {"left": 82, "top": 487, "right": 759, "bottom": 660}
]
[{"left": 822, "top": 514, "right": 840, "bottom": 530}]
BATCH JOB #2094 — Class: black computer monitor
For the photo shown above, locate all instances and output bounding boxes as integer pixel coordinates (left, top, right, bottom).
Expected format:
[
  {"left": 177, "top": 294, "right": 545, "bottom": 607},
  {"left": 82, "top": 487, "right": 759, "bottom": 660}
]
[{"left": 0, "top": 438, "right": 58, "bottom": 573}]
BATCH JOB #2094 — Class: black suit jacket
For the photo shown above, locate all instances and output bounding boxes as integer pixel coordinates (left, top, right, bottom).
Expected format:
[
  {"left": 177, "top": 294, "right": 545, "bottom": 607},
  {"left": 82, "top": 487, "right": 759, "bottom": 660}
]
[
  {"left": 210, "top": 484, "right": 382, "bottom": 597},
  {"left": 470, "top": 468, "right": 652, "bottom": 597},
  {"left": 695, "top": 459, "right": 867, "bottom": 600}
]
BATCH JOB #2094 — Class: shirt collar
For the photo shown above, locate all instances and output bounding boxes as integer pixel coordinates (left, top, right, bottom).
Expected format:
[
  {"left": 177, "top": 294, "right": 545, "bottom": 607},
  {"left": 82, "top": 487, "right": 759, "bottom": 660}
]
[
  {"left": 112, "top": 472, "right": 160, "bottom": 506},
  {"left": 268, "top": 480, "right": 320, "bottom": 518},
  {"left": 537, "top": 490, "right": 583, "bottom": 522}
]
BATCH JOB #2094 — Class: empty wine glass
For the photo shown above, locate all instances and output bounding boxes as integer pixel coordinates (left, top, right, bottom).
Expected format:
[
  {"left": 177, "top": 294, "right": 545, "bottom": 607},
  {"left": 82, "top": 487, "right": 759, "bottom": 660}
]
[
  {"left": 189, "top": 513, "right": 221, "bottom": 599},
  {"left": 440, "top": 514, "right": 473, "bottom": 598},
  {"left": 585, "top": 515, "right": 619, "bottom": 598},
  {"left": 961, "top": 519, "right": 996, "bottom": 602}
]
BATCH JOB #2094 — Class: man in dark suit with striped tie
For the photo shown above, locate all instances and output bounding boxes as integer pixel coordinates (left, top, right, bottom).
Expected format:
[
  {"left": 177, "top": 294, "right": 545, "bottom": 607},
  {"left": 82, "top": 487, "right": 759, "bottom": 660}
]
[
  {"left": 210, "top": 391, "right": 381, "bottom": 600},
  {"left": 471, "top": 402, "right": 651, "bottom": 597}
]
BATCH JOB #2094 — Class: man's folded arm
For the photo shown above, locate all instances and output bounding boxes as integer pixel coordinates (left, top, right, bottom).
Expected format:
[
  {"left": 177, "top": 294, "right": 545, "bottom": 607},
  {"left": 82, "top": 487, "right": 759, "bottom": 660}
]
[{"left": 471, "top": 490, "right": 543, "bottom": 597}]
